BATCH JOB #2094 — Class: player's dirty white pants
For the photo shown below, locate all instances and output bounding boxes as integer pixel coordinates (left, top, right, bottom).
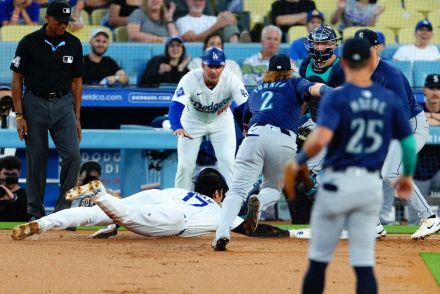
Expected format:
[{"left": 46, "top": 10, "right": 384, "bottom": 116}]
[
  {"left": 381, "top": 112, "right": 432, "bottom": 219},
  {"left": 215, "top": 124, "right": 297, "bottom": 241},
  {"left": 301, "top": 118, "right": 326, "bottom": 174},
  {"left": 175, "top": 112, "right": 236, "bottom": 190},
  {"left": 38, "top": 190, "right": 186, "bottom": 236},
  {"left": 309, "top": 168, "right": 382, "bottom": 266}
]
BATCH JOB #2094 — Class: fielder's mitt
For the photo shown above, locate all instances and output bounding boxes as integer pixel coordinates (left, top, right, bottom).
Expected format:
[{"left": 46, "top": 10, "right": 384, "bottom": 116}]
[
  {"left": 296, "top": 126, "right": 313, "bottom": 149},
  {"left": 283, "top": 160, "right": 314, "bottom": 202}
]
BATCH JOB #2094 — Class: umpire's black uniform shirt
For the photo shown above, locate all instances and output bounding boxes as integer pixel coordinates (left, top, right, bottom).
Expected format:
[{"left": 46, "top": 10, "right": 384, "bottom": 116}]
[{"left": 10, "top": 24, "right": 83, "bottom": 91}]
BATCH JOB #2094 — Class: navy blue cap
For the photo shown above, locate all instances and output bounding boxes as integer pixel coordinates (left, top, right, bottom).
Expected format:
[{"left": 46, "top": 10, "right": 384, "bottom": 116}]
[
  {"left": 307, "top": 10, "right": 324, "bottom": 22},
  {"left": 342, "top": 38, "right": 371, "bottom": 62},
  {"left": 269, "top": 54, "right": 291, "bottom": 71},
  {"left": 202, "top": 47, "right": 226, "bottom": 66},
  {"left": 425, "top": 74, "right": 440, "bottom": 88},
  {"left": 354, "top": 28, "right": 379, "bottom": 47},
  {"left": 415, "top": 19, "right": 433, "bottom": 31},
  {"left": 165, "top": 36, "right": 183, "bottom": 46}
]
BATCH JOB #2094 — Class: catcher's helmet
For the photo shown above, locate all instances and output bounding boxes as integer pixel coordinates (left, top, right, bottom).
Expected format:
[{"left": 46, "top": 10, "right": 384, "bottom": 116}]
[
  {"left": 194, "top": 168, "right": 228, "bottom": 199},
  {"left": 305, "top": 25, "right": 340, "bottom": 64}
]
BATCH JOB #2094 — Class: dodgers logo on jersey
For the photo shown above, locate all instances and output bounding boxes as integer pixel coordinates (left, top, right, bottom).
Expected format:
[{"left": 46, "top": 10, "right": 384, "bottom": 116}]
[
  {"left": 190, "top": 97, "right": 231, "bottom": 113},
  {"left": 240, "top": 89, "right": 249, "bottom": 98},
  {"left": 176, "top": 87, "right": 185, "bottom": 97}
]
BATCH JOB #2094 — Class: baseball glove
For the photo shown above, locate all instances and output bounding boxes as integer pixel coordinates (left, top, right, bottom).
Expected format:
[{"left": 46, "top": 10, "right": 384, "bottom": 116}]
[
  {"left": 296, "top": 126, "right": 313, "bottom": 149},
  {"left": 283, "top": 160, "right": 314, "bottom": 202}
]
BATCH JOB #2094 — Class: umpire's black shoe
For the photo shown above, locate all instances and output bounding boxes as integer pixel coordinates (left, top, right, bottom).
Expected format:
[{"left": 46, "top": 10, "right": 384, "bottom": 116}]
[
  {"left": 213, "top": 238, "right": 229, "bottom": 251},
  {"left": 242, "top": 195, "right": 260, "bottom": 235}
]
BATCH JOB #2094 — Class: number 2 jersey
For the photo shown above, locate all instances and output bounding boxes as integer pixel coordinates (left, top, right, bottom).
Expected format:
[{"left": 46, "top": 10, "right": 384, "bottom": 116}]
[
  {"left": 318, "top": 82, "right": 413, "bottom": 171},
  {"left": 171, "top": 68, "right": 248, "bottom": 124},
  {"left": 160, "top": 188, "right": 243, "bottom": 237}
]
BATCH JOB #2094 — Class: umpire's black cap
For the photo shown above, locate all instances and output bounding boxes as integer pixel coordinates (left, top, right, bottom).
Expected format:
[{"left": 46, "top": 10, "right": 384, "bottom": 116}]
[
  {"left": 268, "top": 54, "right": 291, "bottom": 71},
  {"left": 354, "top": 29, "right": 379, "bottom": 47},
  {"left": 46, "top": 0, "right": 76, "bottom": 22},
  {"left": 342, "top": 38, "right": 371, "bottom": 62}
]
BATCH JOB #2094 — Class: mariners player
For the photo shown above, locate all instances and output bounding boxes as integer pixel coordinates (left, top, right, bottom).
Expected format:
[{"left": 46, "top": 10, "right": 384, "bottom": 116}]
[
  {"left": 168, "top": 47, "right": 248, "bottom": 190},
  {"left": 287, "top": 38, "right": 416, "bottom": 294},
  {"left": 213, "top": 54, "right": 331, "bottom": 251},
  {"left": 354, "top": 29, "right": 440, "bottom": 239}
]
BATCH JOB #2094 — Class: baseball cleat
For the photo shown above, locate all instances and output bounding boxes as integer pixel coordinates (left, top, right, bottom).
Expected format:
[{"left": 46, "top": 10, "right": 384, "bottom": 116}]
[
  {"left": 213, "top": 238, "right": 229, "bottom": 251},
  {"left": 242, "top": 195, "right": 260, "bottom": 235},
  {"left": 11, "top": 221, "right": 42, "bottom": 240},
  {"left": 65, "top": 180, "right": 104, "bottom": 201},
  {"left": 89, "top": 224, "right": 119, "bottom": 239},
  {"left": 376, "top": 223, "right": 387, "bottom": 239},
  {"left": 411, "top": 215, "right": 440, "bottom": 240}
]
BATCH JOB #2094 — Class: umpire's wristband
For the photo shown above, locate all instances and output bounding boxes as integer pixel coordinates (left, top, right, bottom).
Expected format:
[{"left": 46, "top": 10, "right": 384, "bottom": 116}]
[{"left": 295, "top": 152, "right": 310, "bottom": 165}]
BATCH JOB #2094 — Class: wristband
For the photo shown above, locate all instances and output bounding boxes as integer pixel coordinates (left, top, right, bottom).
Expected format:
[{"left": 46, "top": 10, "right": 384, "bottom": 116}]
[
  {"left": 295, "top": 151, "right": 310, "bottom": 165},
  {"left": 15, "top": 112, "right": 23, "bottom": 115}
]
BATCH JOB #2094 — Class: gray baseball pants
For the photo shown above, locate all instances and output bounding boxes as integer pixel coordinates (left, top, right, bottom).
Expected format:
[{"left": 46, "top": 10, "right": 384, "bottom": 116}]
[{"left": 23, "top": 90, "right": 80, "bottom": 218}]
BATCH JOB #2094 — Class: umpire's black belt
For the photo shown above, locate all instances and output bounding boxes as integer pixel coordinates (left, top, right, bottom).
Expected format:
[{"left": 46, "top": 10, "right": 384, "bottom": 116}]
[
  {"left": 31, "top": 89, "right": 68, "bottom": 100},
  {"left": 253, "top": 122, "right": 293, "bottom": 137}
]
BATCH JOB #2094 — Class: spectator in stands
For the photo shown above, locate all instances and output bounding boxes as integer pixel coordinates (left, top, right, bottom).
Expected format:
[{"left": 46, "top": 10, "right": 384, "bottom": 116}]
[
  {"left": 139, "top": 36, "right": 190, "bottom": 86},
  {"left": 176, "top": 0, "right": 240, "bottom": 43},
  {"left": 0, "top": 156, "right": 28, "bottom": 221},
  {"left": 83, "top": 0, "right": 110, "bottom": 13},
  {"left": 83, "top": 30, "right": 128, "bottom": 86},
  {"left": 271, "top": 0, "right": 316, "bottom": 43},
  {"left": 127, "top": 0, "right": 178, "bottom": 42},
  {"left": 69, "top": 0, "right": 85, "bottom": 31},
  {"left": 411, "top": 74, "right": 440, "bottom": 224},
  {"left": 288, "top": 10, "right": 324, "bottom": 63},
  {"left": 242, "top": 25, "right": 282, "bottom": 86},
  {"left": 107, "top": 0, "right": 141, "bottom": 28},
  {"left": 188, "top": 33, "right": 243, "bottom": 80},
  {"left": 0, "top": 86, "right": 17, "bottom": 157},
  {"left": 0, "top": 0, "right": 40, "bottom": 26},
  {"left": 331, "top": 0, "right": 385, "bottom": 33},
  {"left": 393, "top": 20, "right": 440, "bottom": 61},
  {"left": 376, "top": 30, "right": 386, "bottom": 57}
]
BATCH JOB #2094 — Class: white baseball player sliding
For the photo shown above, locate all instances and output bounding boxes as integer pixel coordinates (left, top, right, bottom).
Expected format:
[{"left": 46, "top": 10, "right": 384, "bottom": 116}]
[
  {"left": 11, "top": 168, "right": 305, "bottom": 240},
  {"left": 168, "top": 47, "right": 248, "bottom": 190}
]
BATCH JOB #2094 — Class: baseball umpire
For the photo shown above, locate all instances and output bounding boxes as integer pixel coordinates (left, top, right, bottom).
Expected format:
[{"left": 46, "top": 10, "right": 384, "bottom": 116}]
[
  {"left": 287, "top": 38, "right": 416, "bottom": 294},
  {"left": 10, "top": 0, "right": 83, "bottom": 219}
]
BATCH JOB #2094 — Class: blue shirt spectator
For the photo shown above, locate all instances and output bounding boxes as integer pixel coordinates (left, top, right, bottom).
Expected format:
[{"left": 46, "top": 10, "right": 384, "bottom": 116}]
[{"left": 0, "top": 0, "right": 40, "bottom": 26}]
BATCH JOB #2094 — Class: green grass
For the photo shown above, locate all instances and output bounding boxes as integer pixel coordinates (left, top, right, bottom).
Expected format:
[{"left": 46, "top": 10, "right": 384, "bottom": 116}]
[
  {"left": 420, "top": 252, "right": 440, "bottom": 286},
  {"left": 274, "top": 224, "right": 419, "bottom": 234}
]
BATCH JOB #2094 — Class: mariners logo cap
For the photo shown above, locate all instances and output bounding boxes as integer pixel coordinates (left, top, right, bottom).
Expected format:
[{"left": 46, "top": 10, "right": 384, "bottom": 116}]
[
  {"left": 342, "top": 38, "right": 371, "bottom": 62},
  {"left": 46, "top": 0, "right": 76, "bottom": 22},
  {"left": 269, "top": 54, "right": 291, "bottom": 71},
  {"left": 425, "top": 74, "right": 440, "bottom": 88},
  {"left": 202, "top": 47, "right": 226, "bottom": 66},
  {"left": 354, "top": 28, "right": 379, "bottom": 47}
]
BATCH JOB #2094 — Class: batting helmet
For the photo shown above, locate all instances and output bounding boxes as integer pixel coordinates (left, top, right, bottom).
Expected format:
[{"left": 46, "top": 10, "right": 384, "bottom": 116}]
[{"left": 305, "top": 25, "right": 340, "bottom": 64}]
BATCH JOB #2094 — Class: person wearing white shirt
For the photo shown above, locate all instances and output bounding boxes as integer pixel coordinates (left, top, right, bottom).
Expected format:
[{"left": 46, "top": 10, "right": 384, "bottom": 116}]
[{"left": 393, "top": 20, "right": 440, "bottom": 61}]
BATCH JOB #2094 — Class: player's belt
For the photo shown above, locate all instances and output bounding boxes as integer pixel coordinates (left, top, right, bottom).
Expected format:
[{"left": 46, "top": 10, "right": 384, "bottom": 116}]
[
  {"left": 253, "top": 123, "right": 293, "bottom": 137},
  {"left": 31, "top": 89, "right": 69, "bottom": 101}
]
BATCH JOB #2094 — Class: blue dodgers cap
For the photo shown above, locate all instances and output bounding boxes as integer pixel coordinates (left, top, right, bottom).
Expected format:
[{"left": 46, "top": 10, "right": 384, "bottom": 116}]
[
  {"left": 342, "top": 38, "right": 371, "bottom": 62},
  {"left": 307, "top": 10, "right": 324, "bottom": 22},
  {"left": 415, "top": 19, "right": 433, "bottom": 31},
  {"left": 376, "top": 31, "right": 385, "bottom": 45},
  {"left": 165, "top": 36, "right": 183, "bottom": 46},
  {"left": 202, "top": 47, "right": 226, "bottom": 66},
  {"left": 269, "top": 54, "right": 291, "bottom": 71}
]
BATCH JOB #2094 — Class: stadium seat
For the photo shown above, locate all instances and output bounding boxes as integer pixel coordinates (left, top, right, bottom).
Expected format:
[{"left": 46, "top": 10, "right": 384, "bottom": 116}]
[
  {"left": 79, "top": 10, "right": 91, "bottom": 25},
  {"left": 376, "top": 9, "right": 423, "bottom": 31},
  {"left": 313, "top": 0, "right": 336, "bottom": 21},
  {"left": 90, "top": 8, "right": 108, "bottom": 25},
  {"left": 243, "top": 0, "right": 272, "bottom": 28},
  {"left": 427, "top": 9, "right": 440, "bottom": 28},
  {"left": 0, "top": 25, "right": 39, "bottom": 41},
  {"left": 0, "top": 42, "right": 18, "bottom": 83},
  {"left": 387, "top": 60, "right": 413, "bottom": 87},
  {"left": 413, "top": 60, "right": 440, "bottom": 88},
  {"left": 67, "top": 25, "right": 113, "bottom": 42},
  {"left": 114, "top": 26, "right": 128, "bottom": 42},
  {"left": 288, "top": 26, "right": 308, "bottom": 43},
  {"left": 39, "top": 7, "right": 47, "bottom": 25},
  {"left": 404, "top": 0, "right": 440, "bottom": 18},
  {"left": 342, "top": 26, "right": 396, "bottom": 44},
  {"left": 381, "top": 44, "right": 399, "bottom": 60},
  {"left": 398, "top": 27, "right": 440, "bottom": 44}
]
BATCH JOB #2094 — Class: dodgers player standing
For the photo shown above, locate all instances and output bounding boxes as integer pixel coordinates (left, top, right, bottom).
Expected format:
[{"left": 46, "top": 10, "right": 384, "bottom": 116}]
[
  {"left": 168, "top": 47, "right": 248, "bottom": 190},
  {"left": 213, "top": 54, "right": 330, "bottom": 251},
  {"left": 354, "top": 29, "right": 440, "bottom": 239},
  {"left": 288, "top": 38, "right": 416, "bottom": 294}
]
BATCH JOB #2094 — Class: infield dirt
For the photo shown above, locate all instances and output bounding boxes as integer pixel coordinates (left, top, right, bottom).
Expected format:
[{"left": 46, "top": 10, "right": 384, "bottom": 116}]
[{"left": 1, "top": 230, "right": 439, "bottom": 293}]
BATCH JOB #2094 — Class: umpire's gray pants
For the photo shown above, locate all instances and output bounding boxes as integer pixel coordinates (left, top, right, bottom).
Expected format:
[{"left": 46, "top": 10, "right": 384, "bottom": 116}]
[
  {"left": 309, "top": 168, "right": 382, "bottom": 267},
  {"left": 23, "top": 90, "right": 80, "bottom": 218}
]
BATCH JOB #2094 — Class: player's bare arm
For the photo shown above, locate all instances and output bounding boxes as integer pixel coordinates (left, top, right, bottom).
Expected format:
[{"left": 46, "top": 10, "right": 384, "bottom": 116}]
[
  {"left": 71, "top": 77, "right": 83, "bottom": 143},
  {"left": 11, "top": 71, "right": 27, "bottom": 141}
]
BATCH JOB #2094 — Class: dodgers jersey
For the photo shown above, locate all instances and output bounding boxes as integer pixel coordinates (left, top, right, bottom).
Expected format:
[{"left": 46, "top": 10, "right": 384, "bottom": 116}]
[
  {"left": 318, "top": 82, "right": 412, "bottom": 171},
  {"left": 371, "top": 59, "right": 423, "bottom": 120},
  {"left": 172, "top": 68, "right": 248, "bottom": 123},
  {"left": 248, "top": 78, "right": 314, "bottom": 133},
  {"left": 162, "top": 188, "right": 243, "bottom": 237}
]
